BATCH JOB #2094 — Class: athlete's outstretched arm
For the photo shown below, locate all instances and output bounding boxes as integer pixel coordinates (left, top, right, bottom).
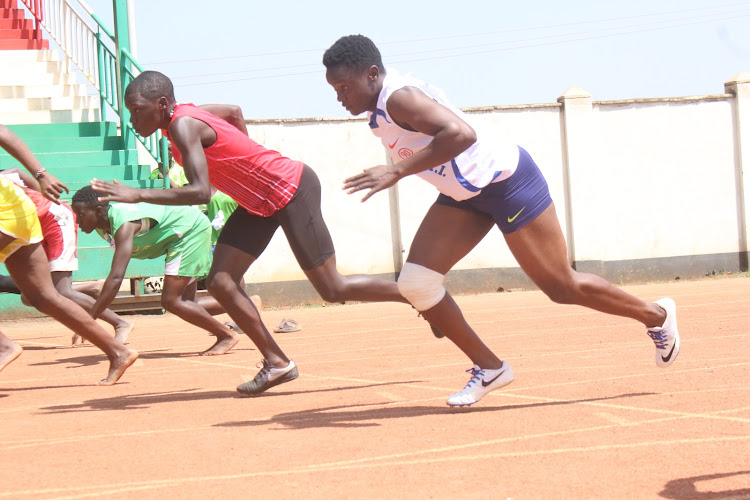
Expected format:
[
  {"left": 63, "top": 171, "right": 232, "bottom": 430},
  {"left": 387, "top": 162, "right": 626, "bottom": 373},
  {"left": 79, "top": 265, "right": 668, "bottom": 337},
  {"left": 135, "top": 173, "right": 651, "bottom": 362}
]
[
  {"left": 0, "top": 124, "right": 68, "bottom": 202},
  {"left": 91, "top": 117, "right": 213, "bottom": 206},
  {"left": 199, "top": 104, "right": 249, "bottom": 136},
  {"left": 0, "top": 167, "right": 40, "bottom": 192},
  {"left": 343, "top": 87, "right": 477, "bottom": 202},
  {"left": 90, "top": 222, "right": 138, "bottom": 319}
]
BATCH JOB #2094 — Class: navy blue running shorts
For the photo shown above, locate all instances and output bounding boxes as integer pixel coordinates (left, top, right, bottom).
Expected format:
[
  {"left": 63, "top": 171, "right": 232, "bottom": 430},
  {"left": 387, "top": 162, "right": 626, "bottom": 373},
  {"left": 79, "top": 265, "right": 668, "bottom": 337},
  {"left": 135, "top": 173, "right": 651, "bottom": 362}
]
[{"left": 434, "top": 146, "right": 552, "bottom": 234}]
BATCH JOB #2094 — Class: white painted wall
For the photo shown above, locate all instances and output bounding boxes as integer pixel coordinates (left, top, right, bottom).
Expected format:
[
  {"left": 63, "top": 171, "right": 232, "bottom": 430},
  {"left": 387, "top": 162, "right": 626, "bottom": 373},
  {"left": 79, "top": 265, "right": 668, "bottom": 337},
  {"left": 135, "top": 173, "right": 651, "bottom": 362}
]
[
  {"left": 245, "top": 118, "right": 397, "bottom": 283},
  {"left": 240, "top": 73, "right": 750, "bottom": 283},
  {"left": 593, "top": 99, "right": 738, "bottom": 259}
]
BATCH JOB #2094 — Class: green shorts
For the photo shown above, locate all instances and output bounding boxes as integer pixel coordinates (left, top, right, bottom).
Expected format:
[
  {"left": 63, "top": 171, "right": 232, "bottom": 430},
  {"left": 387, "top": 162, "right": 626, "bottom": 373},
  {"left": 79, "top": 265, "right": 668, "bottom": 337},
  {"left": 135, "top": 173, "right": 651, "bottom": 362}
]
[{"left": 163, "top": 217, "right": 212, "bottom": 279}]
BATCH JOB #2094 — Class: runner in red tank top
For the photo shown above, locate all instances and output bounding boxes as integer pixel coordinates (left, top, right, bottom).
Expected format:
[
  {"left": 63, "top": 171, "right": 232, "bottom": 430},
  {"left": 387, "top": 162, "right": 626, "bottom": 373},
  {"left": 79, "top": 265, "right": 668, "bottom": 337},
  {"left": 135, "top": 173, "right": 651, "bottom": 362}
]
[
  {"left": 165, "top": 104, "right": 303, "bottom": 217},
  {"left": 91, "top": 71, "right": 428, "bottom": 396}
]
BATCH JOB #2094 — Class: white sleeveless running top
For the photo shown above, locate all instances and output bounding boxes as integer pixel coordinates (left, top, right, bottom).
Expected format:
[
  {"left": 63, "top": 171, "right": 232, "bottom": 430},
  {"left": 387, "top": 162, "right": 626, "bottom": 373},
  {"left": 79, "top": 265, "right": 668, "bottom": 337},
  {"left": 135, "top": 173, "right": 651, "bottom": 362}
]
[{"left": 367, "top": 68, "right": 519, "bottom": 201}]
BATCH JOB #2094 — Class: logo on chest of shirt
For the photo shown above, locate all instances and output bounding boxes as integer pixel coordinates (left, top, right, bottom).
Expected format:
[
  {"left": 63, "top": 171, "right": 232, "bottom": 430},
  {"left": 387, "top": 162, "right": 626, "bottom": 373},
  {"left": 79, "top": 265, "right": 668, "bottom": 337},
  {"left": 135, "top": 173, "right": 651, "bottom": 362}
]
[{"left": 398, "top": 148, "right": 413, "bottom": 159}]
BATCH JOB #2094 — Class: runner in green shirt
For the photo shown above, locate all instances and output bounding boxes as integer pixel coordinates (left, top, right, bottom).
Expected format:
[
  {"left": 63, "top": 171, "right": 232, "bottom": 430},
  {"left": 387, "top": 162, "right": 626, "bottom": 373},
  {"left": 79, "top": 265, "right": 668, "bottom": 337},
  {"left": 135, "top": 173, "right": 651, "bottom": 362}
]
[
  {"left": 71, "top": 185, "right": 240, "bottom": 355},
  {"left": 205, "top": 189, "right": 237, "bottom": 249}
]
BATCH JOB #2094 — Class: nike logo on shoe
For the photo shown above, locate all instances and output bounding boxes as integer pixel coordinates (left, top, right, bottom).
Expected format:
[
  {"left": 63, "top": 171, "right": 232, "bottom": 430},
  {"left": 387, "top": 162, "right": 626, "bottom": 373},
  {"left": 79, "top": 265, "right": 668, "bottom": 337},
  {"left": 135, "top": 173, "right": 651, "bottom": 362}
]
[
  {"left": 481, "top": 369, "right": 506, "bottom": 387},
  {"left": 661, "top": 343, "right": 676, "bottom": 363}
]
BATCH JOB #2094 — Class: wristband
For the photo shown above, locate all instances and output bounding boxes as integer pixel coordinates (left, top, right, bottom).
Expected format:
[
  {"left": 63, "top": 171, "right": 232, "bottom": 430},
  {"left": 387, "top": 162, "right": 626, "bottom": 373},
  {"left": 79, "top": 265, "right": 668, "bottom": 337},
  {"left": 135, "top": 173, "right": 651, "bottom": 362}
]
[{"left": 34, "top": 167, "right": 46, "bottom": 179}]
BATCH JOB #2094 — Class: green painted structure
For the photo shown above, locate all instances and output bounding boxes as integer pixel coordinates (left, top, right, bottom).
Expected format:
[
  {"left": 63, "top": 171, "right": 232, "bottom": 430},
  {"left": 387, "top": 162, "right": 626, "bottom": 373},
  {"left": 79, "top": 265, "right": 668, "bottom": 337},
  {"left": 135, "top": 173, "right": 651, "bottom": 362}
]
[
  {"left": 0, "top": 1, "right": 174, "bottom": 315},
  {"left": 0, "top": 121, "right": 165, "bottom": 314}
]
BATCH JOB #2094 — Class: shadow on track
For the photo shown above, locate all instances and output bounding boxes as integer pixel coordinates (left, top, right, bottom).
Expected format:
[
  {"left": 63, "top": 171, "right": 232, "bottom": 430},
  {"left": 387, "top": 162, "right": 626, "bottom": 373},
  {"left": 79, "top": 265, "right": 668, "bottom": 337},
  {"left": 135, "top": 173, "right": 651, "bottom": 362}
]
[{"left": 217, "top": 392, "right": 657, "bottom": 430}]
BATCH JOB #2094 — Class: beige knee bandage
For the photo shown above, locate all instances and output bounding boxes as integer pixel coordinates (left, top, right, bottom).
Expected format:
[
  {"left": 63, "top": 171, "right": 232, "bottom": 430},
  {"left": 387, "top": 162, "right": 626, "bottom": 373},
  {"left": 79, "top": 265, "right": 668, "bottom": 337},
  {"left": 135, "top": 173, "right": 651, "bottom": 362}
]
[{"left": 397, "top": 262, "right": 446, "bottom": 311}]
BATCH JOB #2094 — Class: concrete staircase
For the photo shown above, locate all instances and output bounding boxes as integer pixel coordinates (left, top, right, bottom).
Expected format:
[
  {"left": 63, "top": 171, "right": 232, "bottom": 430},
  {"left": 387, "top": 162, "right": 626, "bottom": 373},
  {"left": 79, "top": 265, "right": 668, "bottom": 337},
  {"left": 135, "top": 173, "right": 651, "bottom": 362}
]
[
  {"left": 0, "top": 121, "right": 155, "bottom": 202},
  {"left": 0, "top": 0, "right": 48, "bottom": 50},
  {"left": 0, "top": 0, "right": 99, "bottom": 124},
  {"left": 0, "top": 49, "right": 100, "bottom": 124},
  {"left": 0, "top": 122, "right": 163, "bottom": 306},
  {"left": 0, "top": 3, "right": 165, "bottom": 314}
]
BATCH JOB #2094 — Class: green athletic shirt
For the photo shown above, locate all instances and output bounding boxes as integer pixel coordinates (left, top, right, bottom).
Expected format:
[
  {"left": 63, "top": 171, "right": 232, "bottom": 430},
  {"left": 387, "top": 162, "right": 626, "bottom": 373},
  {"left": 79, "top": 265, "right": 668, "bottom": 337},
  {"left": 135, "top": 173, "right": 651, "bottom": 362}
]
[
  {"left": 102, "top": 202, "right": 208, "bottom": 260},
  {"left": 205, "top": 191, "right": 238, "bottom": 246}
]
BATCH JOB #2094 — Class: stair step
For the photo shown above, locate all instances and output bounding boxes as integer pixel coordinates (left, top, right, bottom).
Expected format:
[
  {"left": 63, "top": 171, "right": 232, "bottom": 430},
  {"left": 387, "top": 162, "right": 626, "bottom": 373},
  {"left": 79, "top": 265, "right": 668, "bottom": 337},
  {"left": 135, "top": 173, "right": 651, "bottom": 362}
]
[
  {"left": 0, "top": 18, "right": 34, "bottom": 30},
  {"left": 66, "top": 177, "right": 162, "bottom": 189},
  {"left": 0, "top": 95, "right": 99, "bottom": 113},
  {"left": 7, "top": 121, "right": 120, "bottom": 138},
  {"left": 4, "top": 59, "right": 67, "bottom": 73},
  {"left": 0, "top": 135, "right": 124, "bottom": 152},
  {"left": 0, "top": 163, "right": 153, "bottom": 181},
  {"left": 0, "top": 39, "right": 49, "bottom": 50},
  {"left": 0, "top": 28, "right": 42, "bottom": 40},
  {"left": 0, "top": 49, "right": 61, "bottom": 62},
  {"left": 0, "top": 108, "right": 100, "bottom": 124},
  {"left": 0, "top": 71, "right": 78, "bottom": 86},
  {"left": 0, "top": 149, "right": 140, "bottom": 169},
  {"left": 62, "top": 179, "right": 162, "bottom": 203},
  {"left": 0, "top": 168, "right": 157, "bottom": 191},
  {"left": 0, "top": 84, "right": 90, "bottom": 99},
  {"left": 52, "top": 164, "right": 155, "bottom": 182},
  {"left": 0, "top": 8, "right": 25, "bottom": 20}
]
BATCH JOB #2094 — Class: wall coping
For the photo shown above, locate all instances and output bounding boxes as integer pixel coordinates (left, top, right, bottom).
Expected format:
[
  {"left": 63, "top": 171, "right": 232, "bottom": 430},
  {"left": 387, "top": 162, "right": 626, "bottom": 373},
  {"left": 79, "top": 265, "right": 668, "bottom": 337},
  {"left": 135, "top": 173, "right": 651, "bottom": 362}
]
[
  {"left": 244, "top": 93, "right": 735, "bottom": 125},
  {"left": 594, "top": 93, "right": 733, "bottom": 107},
  {"left": 246, "top": 116, "right": 368, "bottom": 125}
]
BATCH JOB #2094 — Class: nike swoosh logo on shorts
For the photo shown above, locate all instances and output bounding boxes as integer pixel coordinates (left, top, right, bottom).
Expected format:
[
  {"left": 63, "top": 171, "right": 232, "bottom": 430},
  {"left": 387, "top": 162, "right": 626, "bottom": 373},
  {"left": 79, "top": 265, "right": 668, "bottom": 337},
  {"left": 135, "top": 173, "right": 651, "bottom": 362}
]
[
  {"left": 481, "top": 369, "right": 506, "bottom": 387},
  {"left": 388, "top": 139, "right": 399, "bottom": 149},
  {"left": 508, "top": 207, "right": 526, "bottom": 223},
  {"left": 661, "top": 343, "right": 676, "bottom": 363}
]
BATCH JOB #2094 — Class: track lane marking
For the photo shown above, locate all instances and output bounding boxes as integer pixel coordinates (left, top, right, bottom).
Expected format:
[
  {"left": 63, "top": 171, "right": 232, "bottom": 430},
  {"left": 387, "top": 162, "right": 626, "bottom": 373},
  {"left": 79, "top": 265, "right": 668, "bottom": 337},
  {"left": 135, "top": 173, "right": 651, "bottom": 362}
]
[{"left": 4, "top": 434, "right": 749, "bottom": 499}]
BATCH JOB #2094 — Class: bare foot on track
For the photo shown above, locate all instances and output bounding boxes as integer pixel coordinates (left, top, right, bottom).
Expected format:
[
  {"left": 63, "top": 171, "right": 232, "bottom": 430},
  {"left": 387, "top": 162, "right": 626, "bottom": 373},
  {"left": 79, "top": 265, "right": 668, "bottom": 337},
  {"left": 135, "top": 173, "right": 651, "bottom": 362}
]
[
  {"left": 0, "top": 342, "right": 22, "bottom": 374},
  {"left": 200, "top": 334, "right": 239, "bottom": 356},
  {"left": 98, "top": 348, "right": 139, "bottom": 386}
]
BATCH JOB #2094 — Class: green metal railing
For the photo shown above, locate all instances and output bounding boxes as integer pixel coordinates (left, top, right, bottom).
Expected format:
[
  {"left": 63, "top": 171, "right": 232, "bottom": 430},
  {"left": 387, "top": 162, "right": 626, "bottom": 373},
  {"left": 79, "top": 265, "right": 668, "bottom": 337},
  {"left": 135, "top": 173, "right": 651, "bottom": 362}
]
[
  {"left": 121, "top": 47, "right": 170, "bottom": 175},
  {"left": 94, "top": 24, "right": 117, "bottom": 119},
  {"left": 85, "top": 5, "right": 170, "bottom": 177},
  {"left": 21, "top": 0, "right": 170, "bottom": 178}
]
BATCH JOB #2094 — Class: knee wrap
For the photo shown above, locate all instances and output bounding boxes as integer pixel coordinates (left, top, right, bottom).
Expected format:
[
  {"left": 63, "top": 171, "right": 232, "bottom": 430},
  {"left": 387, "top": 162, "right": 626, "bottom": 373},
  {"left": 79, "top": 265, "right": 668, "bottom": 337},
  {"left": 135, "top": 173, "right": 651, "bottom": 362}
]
[{"left": 397, "top": 262, "right": 446, "bottom": 311}]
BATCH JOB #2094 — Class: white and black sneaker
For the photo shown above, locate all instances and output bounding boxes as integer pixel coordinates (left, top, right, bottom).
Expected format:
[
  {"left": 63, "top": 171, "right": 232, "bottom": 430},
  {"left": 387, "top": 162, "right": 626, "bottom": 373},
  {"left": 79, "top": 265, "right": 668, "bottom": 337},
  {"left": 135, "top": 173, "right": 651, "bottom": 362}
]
[
  {"left": 648, "top": 297, "right": 680, "bottom": 368},
  {"left": 237, "top": 359, "right": 298, "bottom": 396},
  {"left": 447, "top": 361, "right": 515, "bottom": 406}
]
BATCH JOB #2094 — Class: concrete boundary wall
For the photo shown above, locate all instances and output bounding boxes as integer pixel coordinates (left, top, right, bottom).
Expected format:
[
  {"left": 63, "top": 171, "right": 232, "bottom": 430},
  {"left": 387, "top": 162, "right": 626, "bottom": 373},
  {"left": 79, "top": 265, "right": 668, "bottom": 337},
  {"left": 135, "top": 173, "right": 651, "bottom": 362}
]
[{"left": 239, "top": 74, "right": 750, "bottom": 306}]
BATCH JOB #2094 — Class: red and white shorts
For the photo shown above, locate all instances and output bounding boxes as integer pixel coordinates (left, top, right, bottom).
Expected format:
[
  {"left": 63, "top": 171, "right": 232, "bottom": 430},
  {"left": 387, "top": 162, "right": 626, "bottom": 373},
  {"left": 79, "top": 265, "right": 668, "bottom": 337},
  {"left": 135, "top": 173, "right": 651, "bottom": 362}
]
[{"left": 39, "top": 202, "right": 78, "bottom": 272}]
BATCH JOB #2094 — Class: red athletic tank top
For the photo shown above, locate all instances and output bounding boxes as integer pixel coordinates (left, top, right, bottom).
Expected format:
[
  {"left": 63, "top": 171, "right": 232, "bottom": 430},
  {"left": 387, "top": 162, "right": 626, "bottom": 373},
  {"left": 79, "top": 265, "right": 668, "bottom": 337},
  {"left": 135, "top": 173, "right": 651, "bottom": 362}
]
[{"left": 164, "top": 104, "right": 303, "bottom": 216}]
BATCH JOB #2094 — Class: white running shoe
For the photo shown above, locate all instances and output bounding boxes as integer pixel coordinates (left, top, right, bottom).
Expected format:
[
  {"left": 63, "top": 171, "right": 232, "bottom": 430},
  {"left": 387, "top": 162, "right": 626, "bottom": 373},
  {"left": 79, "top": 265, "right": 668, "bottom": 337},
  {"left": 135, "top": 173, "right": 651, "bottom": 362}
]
[
  {"left": 648, "top": 298, "right": 680, "bottom": 368},
  {"left": 446, "top": 361, "right": 515, "bottom": 407}
]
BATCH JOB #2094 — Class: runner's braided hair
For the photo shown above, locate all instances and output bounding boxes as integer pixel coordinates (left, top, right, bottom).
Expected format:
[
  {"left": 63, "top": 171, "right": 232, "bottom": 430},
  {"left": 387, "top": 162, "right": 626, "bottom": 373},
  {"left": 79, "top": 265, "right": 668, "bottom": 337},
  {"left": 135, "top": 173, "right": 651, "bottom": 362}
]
[{"left": 323, "top": 34, "right": 385, "bottom": 72}]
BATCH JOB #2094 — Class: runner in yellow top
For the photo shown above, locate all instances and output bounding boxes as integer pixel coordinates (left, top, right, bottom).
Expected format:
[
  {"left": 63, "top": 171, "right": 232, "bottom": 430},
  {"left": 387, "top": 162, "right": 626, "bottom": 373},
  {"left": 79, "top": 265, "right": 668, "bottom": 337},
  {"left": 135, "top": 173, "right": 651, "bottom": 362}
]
[{"left": 0, "top": 125, "right": 137, "bottom": 384}]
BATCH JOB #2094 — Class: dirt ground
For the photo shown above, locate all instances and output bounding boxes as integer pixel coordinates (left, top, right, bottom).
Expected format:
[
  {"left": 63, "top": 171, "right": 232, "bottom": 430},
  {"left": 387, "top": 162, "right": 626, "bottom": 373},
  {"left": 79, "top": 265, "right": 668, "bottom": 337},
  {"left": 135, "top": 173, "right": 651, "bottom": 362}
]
[{"left": 1, "top": 277, "right": 749, "bottom": 499}]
